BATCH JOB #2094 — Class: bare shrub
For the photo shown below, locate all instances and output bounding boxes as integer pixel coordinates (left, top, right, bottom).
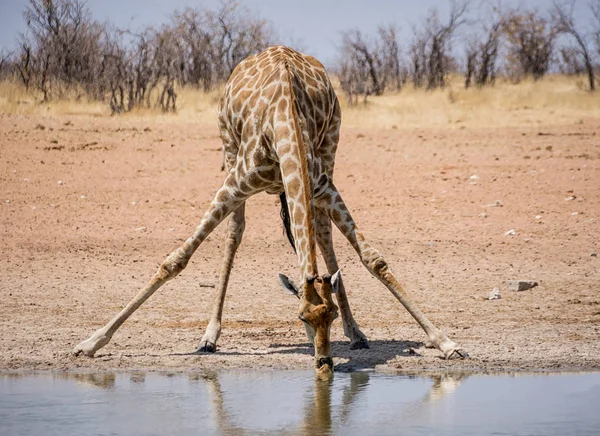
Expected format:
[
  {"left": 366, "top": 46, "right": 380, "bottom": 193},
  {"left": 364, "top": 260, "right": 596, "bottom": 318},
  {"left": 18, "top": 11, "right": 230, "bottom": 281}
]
[
  {"left": 501, "top": 8, "right": 559, "bottom": 81},
  {"left": 338, "top": 24, "right": 406, "bottom": 104},
  {"left": 410, "top": 0, "right": 471, "bottom": 90},
  {"left": 465, "top": 16, "right": 502, "bottom": 88}
]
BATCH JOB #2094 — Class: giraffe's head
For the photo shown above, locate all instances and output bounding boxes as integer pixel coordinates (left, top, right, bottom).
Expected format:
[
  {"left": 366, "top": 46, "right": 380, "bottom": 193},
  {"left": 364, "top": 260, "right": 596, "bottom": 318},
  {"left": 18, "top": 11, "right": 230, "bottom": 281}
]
[{"left": 279, "top": 271, "right": 340, "bottom": 379}]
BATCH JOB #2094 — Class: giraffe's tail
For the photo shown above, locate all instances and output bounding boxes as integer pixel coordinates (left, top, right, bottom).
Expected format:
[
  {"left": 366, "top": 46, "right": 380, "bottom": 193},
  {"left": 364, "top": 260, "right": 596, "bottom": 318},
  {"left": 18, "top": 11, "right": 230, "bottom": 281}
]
[{"left": 279, "top": 191, "right": 296, "bottom": 253}]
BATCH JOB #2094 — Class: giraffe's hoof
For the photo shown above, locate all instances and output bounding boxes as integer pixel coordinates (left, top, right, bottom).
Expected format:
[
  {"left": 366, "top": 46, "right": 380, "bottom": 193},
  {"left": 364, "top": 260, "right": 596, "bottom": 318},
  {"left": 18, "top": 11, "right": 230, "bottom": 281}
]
[
  {"left": 73, "top": 332, "right": 110, "bottom": 357},
  {"left": 197, "top": 341, "right": 217, "bottom": 353},
  {"left": 445, "top": 348, "right": 469, "bottom": 359},
  {"left": 349, "top": 338, "right": 370, "bottom": 350}
]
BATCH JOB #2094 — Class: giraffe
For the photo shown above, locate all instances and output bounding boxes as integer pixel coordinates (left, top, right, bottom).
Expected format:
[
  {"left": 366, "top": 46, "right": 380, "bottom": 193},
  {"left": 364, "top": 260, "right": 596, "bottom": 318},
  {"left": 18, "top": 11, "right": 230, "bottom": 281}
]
[{"left": 73, "top": 45, "right": 467, "bottom": 376}]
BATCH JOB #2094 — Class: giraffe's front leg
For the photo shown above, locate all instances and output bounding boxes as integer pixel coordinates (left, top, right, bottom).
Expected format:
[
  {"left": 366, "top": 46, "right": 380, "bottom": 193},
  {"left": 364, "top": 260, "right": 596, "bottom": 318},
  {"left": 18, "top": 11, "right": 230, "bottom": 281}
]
[
  {"left": 73, "top": 172, "right": 253, "bottom": 357},
  {"left": 314, "top": 209, "right": 369, "bottom": 350},
  {"left": 315, "top": 182, "right": 468, "bottom": 360},
  {"left": 198, "top": 204, "right": 246, "bottom": 353}
]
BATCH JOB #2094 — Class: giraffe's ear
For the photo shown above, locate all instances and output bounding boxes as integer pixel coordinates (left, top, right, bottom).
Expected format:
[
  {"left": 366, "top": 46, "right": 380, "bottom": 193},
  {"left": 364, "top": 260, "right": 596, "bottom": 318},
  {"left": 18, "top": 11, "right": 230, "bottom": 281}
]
[
  {"left": 331, "top": 270, "right": 341, "bottom": 294},
  {"left": 279, "top": 273, "right": 300, "bottom": 298}
]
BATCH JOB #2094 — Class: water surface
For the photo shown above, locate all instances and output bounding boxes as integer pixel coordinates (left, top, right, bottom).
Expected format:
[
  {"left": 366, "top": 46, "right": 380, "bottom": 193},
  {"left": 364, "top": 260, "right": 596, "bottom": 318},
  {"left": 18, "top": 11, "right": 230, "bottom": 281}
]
[{"left": 1, "top": 371, "right": 599, "bottom": 435}]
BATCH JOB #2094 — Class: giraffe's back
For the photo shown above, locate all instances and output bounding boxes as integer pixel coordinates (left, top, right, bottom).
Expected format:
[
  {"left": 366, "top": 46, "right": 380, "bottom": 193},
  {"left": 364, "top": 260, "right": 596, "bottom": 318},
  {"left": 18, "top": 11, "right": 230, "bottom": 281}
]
[{"left": 218, "top": 45, "right": 340, "bottom": 177}]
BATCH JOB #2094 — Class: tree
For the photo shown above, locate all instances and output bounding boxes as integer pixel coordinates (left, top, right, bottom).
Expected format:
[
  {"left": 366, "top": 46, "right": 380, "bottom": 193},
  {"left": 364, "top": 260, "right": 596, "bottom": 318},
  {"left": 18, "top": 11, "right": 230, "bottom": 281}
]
[
  {"left": 410, "top": 0, "right": 472, "bottom": 89},
  {"left": 465, "top": 15, "right": 503, "bottom": 88},
  {"left": 502, "top": 8, "right": 559, "bottom": 81},
  {"left": 338, "top": 24, "right": 406, "bottom": 104},
  {"left": 553, "top": 0, "right": 595, "bottom": 91}
]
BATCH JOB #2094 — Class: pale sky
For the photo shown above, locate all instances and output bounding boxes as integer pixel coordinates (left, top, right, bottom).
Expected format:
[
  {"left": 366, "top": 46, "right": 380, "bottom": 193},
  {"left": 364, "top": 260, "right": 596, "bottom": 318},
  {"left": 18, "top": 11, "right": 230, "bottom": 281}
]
[{"left": 0, "top": 0, "right": 589, "bottom": 67}]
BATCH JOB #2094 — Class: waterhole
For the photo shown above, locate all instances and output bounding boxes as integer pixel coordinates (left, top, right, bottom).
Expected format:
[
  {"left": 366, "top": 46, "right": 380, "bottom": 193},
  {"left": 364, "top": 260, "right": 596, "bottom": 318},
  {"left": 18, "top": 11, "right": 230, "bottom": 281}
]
[{"left": 1, "top": 371, "right": 599, "bottom": 435}]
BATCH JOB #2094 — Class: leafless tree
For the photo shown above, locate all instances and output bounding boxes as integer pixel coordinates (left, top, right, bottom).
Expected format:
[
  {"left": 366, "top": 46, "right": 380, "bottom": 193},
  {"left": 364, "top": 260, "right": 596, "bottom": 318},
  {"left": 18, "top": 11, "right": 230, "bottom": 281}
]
[
  {"left": 410, "top": 0, "right": 472, "bottom": 89},
  {"left": 553, "top": 0, "right": 595, "bottom": 90},
  {"left": 590, "top": 1, "right": 600, "bottom": 81},
  {"left": 465, "top": 16, "right": 503, "bottom": 88},
  {"left": 16, "top": 0, "right": 106, "bottom": 100},
  {"left": 338, "top": 24, "right": 406, "bottom": 104},
  {"left": 339, "top": 29, "right": 384, "bottom": 102},
  {"left": 501, "top": 8, "right": 559, "bottom": 81}
]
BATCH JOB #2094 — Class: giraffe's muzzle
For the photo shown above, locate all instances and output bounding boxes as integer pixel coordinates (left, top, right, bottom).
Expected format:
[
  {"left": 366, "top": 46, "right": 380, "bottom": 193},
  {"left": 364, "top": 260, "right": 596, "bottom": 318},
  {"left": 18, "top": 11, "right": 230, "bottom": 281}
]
[{"left": 316, "top": 356, "right": 333, "bottom": 369}]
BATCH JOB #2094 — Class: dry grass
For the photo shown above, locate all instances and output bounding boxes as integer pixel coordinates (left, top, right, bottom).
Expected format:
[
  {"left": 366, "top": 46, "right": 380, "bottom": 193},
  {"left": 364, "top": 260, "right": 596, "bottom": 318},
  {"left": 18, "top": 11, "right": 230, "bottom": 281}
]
[
  {"left": 1, "top": 75, "right": 598, "bottom": 129},
  {"left": 0, "top": 80, "right": 107, "bottom": 117},
  {"left": 339, "top": 75, "right": 600, "bottom": 129}
]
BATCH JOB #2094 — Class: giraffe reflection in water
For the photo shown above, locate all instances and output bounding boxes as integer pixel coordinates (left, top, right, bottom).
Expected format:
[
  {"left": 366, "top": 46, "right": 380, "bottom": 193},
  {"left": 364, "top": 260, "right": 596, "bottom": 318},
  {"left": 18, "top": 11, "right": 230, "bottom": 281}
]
[{"left": 45, "top": 371, "right": 466, "bottom": 433}]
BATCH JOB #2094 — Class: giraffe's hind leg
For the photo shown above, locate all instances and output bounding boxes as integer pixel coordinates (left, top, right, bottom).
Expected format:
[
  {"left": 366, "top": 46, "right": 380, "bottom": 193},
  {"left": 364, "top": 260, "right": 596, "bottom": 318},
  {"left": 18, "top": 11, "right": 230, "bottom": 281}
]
[
  {"left": 198, "top": 203, "right": 246, "bottom": 353},
  {"left": 315, "top": 181, "right": 468, "bottom": 360},
  {"left": 73, "top": 172, "right": 255, "bottom": 357},
  {"left": 315, "top": 209, "right": 369, "bottom": 350}
]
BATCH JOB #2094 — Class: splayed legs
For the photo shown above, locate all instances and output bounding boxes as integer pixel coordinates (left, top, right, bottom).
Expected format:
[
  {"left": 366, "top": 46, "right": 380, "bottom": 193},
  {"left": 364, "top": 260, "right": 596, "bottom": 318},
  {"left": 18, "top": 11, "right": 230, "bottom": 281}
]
[
  {"left": 73, "top": 173, "right": 254, "bottom": 357},
  {"left": 315, "top": 182, "right": 467, "bottom": 359}
]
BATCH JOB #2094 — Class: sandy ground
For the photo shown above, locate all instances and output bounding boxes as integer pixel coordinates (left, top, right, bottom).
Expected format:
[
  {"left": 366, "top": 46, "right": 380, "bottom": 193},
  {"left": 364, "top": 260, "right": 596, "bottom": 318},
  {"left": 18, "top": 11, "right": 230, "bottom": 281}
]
[{"left": 1, "top": 113, "right": 599, "bottom": 374}]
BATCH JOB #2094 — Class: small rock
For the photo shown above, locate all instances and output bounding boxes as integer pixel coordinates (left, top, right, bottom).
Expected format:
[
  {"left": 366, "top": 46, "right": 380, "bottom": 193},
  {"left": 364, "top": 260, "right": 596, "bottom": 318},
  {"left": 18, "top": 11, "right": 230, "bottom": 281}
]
[
  {"left": 488, "top": 288, "right": 502, "bottom": 300},
  {"left": 5, "top": 199, "right": 11, "bottom": 203},
  {"left": 507, "top": 280, "right": 538, "bottom": 292},
  {"left": 135, "top": 226, "right": 147, "bottom": 232},
  {"left": 485, "top": 200, "right": 503, "bottom": 207},
  {"left": 535, "top": 215, "right": 542, "bottom": 220},
  {"left": 504, "top": 229, "right": 516, "bottom": 236},
  {"left": 592, "top": 253, "right": 597, "bottom": 257},
  {"left": 571, "top": 212, "right": 579, "bottom": 216},
  {"left": 479, "top": 212, "right": 487, "bottom": 218},
  {"left": 57, "top": 180, "right": 63, "bottom": 185},
  {"left": 565, "top": 196, "right": 576, "bottom": 201},
  {"left": 35, "top": 124, "right": 46, "bottom": 130},
  {"left": 80, "top": 195, "right": 86, "bottom": 199}
]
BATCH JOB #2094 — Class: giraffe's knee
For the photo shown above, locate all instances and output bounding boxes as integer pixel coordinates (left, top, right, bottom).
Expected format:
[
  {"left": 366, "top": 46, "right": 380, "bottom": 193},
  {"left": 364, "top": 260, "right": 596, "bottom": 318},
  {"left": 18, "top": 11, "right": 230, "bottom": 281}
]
[
  {"left": 157, "top": 248, "right": 190, "bottom": 280},
  {"left": 365, "top": 254, "right": 390, "bottom": 278}
]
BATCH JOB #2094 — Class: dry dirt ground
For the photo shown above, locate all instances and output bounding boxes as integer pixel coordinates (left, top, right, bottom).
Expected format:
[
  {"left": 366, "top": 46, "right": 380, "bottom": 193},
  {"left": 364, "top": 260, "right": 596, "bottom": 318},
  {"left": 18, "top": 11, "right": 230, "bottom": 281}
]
[{"left": 1, "top": 113, "right": 599, "bottom": 374}]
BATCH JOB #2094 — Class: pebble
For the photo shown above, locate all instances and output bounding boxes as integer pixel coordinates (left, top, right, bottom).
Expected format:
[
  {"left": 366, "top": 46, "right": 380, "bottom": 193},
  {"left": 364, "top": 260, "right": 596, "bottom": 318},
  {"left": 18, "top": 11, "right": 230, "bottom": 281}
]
[
  {"left": 488, "top": 288, "right": 502, "bottom": 300},
  {"left": 535, "top": 215, "right": 542, "bottom": 219},
  {"left": 507, "top": 280, "right": 538, "bottom": 291},
  {"left": 479, "top": 212, "right": 487, "bottom": 218},
  {"left": 485, "top": 200, "right": 503, "bottom": 207},
  {"left": 504, "top": 229, "right": 516, "bottom": 236},
  {"left": 57, "top": 180, "right": 63, "bottom": 185}
]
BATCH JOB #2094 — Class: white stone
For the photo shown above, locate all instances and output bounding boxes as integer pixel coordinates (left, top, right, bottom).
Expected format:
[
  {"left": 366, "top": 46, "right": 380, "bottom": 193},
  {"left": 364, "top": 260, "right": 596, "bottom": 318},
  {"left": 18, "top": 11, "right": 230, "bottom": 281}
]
[{"left": 488, "top": 288, "right": 501, "bottom": 300}]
